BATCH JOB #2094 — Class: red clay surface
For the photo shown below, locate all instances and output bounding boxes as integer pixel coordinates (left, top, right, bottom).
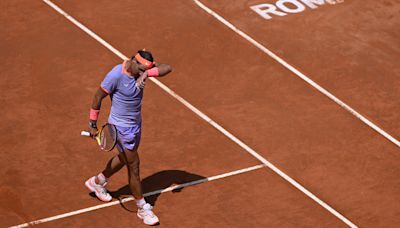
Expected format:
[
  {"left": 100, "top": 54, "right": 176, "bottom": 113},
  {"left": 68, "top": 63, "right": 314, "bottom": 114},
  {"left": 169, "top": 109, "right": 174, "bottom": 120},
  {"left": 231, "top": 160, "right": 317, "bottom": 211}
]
[
  {"left": 203, "top": 0, "right": 400, "bottom": 138},
  {"left": 1, "top": 0, "right": 399, "bottom": 227},
  {"left": 36, "top": 169, "right": 346, "bottom": 227}
]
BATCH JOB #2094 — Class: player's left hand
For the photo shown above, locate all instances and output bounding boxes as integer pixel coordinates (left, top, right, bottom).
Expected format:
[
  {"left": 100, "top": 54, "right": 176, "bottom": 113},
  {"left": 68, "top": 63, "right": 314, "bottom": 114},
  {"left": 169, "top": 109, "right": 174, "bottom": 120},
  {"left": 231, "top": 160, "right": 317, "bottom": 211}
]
[{"left": 136, "top": 71, "right": 148, "bottom": 89}]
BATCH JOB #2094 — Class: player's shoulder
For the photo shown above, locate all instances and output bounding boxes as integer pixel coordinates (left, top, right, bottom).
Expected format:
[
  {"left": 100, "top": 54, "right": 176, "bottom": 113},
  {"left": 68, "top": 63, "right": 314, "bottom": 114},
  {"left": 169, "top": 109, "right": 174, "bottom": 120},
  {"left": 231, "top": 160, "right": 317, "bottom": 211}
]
[
  {"left": 111, "top": 63, "right": 123, "bottom": 73},
  {"left": 106, "top": 64, "right": 123, "bottom": 79}
]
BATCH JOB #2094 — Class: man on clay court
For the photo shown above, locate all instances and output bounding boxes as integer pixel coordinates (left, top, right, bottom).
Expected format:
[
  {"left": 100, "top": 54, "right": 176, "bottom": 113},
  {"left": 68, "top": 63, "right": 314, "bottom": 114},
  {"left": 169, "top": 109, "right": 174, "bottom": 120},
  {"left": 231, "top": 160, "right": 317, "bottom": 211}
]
[{"left": 85, "top": 49, "right": 172, "bottom": 225}]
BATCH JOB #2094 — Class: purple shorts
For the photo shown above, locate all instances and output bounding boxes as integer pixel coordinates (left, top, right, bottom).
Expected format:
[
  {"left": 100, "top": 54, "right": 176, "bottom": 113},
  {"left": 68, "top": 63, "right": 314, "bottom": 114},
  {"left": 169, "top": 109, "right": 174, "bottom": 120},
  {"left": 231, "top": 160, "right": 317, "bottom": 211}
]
[{"left": 115, "top": 125, "right": 141, "bottom": 152}]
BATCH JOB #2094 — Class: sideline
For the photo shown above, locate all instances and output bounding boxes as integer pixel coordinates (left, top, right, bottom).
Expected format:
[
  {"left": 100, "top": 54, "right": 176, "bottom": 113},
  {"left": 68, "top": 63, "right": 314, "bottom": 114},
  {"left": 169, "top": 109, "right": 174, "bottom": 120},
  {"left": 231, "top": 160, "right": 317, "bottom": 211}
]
[{"left": 193, "top": 0, "right": 400, "bottom": 149}]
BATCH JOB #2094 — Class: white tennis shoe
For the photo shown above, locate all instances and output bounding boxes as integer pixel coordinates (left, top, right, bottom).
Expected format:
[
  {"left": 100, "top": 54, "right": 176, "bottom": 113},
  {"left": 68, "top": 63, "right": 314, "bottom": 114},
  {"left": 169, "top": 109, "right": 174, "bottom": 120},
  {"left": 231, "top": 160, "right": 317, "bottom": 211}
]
[
  {"left": 137, "top": 203, "right": 159, "bottom": 225},
  {"left": 85, "top": 176, "right": 112, "bottom": 202}
]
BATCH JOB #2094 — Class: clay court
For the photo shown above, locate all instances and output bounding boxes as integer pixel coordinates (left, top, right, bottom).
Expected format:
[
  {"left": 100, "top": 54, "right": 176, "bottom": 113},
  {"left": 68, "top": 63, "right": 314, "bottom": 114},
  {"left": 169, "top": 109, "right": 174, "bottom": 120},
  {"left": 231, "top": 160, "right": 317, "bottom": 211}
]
[{"left": 1, "top": 0, "right": 399, "bottom": 227}]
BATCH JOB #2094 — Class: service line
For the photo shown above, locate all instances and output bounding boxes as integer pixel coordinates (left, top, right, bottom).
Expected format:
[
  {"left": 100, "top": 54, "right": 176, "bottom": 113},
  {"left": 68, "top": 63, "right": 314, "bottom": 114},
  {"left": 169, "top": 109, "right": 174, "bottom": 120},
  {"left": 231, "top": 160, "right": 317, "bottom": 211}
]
[
  {"left": 42, "top": 0, "right": 357, "bottom": 227},
  {"left": 10, "top": 165, "right": 265, "bottom": 227}
]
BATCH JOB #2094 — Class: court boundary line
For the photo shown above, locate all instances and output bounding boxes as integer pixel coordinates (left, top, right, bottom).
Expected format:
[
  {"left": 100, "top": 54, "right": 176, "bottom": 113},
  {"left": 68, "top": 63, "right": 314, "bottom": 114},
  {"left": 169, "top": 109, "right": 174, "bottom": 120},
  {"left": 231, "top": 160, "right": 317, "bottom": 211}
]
[
  {"left": 193, "top": 0, "right": 399, "bottom": 148},
  {"left": 42, "top": 0, "right": 357, "bottom": 227},
  {"left": 10, "top": 165, "right": 265, "bottom": 228}
]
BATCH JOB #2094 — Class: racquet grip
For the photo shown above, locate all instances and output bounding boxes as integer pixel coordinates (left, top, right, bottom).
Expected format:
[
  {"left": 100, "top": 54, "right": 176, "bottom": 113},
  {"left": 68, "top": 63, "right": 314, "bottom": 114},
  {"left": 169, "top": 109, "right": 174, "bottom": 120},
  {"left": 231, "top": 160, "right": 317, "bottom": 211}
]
[{"left": 81, "top": 131, "right": 91, "bottom": 137}]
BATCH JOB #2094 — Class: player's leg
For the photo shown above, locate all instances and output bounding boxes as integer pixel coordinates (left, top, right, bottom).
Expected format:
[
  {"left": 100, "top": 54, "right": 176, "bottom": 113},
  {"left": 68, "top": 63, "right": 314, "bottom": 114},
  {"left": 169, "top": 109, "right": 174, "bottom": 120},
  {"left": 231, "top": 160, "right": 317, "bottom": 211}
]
[
  {"left": 116, "top": 125, "right": 159, "bottom": 225},
  {"left": 116, "top": 126, "right": 144, "bottom": 199},
  {"left": 99, "top": 153, "right": 125, "bottom": 181},
  {"left": 121, "top": 148, "right": 159, "bottom": 225},
  {"left": 120, "top": 148, "right": 143, "bottom": 199}
]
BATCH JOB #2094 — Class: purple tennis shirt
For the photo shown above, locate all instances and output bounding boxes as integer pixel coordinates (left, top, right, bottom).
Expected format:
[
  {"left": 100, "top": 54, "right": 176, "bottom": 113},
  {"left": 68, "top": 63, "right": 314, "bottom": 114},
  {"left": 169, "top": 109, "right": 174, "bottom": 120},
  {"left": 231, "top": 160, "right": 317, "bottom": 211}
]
[{"left": 101, "top": 62, "right": 143, "bottom": 129}]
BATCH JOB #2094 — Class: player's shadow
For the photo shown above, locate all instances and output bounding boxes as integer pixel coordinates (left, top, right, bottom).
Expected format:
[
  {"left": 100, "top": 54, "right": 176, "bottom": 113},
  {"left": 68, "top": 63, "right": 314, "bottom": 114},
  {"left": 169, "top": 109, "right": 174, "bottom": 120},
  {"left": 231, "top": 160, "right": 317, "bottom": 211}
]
[{"left": 107, "top": 170, "right": 205, "bottom": 211}]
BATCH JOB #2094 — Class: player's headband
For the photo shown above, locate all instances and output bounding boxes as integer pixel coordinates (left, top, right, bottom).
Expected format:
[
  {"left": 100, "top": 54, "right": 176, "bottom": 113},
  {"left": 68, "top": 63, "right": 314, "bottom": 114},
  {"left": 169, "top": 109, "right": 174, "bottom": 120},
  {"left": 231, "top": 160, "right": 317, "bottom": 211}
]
[{"left": 135, "top": 53, "right": 154, "bottom": 69}]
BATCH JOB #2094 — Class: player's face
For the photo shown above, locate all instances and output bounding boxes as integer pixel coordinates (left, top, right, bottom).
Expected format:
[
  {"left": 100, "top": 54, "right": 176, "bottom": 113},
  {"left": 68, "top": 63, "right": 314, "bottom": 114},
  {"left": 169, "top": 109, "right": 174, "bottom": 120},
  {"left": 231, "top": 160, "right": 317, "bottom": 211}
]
[{"left": 129, "top": 59, "right": 145, "bottom": 76}]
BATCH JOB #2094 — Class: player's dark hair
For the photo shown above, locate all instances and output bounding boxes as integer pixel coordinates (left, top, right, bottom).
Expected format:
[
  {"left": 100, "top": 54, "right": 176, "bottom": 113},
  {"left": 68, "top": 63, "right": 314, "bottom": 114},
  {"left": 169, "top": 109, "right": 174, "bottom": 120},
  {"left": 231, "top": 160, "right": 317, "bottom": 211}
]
[{"left": 137, "top": 50, "right": 154, "bottom": 62}]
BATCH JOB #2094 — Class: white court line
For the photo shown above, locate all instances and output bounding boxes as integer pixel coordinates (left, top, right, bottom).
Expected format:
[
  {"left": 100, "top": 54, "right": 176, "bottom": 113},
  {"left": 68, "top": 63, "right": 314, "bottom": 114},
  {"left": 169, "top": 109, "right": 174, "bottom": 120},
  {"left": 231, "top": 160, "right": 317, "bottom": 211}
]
[
  {"left": 10, "top": 165, "right": 265, "bottom": 228},
  {"left": 193, "top": 0, "right": 400, "bottom": 148},
  {"left": 42, "top": 0, "right": 357, "bottom": 227}
]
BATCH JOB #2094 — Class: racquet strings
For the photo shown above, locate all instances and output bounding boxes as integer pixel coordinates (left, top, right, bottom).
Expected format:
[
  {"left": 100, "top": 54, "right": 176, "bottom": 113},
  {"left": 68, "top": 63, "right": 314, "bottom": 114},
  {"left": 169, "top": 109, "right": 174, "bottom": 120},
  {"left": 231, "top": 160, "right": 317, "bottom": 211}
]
[{"left": 99, "top": 124, "right": 117, "bottom": 151}]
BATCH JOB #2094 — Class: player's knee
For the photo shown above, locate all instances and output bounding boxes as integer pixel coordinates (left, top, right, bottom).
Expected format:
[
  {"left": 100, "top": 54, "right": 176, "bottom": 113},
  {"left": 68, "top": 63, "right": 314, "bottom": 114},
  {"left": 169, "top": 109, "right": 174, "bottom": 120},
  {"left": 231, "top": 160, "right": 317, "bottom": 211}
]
[
  {"left": 128, "top": 166, "right": 140, "bottom": 177},
  {"left": 127, "top": 160, "right": 140, "bottom": 175},
  {"left": 129, "top": 157, "right": 140, "bottom": 166}
]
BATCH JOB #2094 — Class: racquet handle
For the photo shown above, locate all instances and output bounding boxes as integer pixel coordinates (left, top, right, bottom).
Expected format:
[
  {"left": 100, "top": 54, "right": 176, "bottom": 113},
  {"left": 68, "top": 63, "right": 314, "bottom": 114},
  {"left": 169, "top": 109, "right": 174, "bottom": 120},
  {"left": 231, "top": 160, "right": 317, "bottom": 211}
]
[{"left": 81, "top": 131, "right": 91, "bottom": 137}]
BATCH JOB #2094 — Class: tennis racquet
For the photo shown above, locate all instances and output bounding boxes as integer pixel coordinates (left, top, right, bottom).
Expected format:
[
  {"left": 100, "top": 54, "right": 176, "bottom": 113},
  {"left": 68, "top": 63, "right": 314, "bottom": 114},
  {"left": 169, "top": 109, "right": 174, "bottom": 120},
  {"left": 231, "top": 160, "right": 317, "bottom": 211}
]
[{"left": 81, "top": 123, "right": 117, "bottom": 151}]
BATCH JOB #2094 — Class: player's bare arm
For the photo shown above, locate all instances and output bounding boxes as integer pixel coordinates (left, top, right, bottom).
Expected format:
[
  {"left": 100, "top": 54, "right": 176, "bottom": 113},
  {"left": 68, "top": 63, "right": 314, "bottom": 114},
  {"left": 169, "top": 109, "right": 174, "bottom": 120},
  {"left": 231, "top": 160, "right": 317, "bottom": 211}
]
[
  {"left": 91, "top": 87, "right": 109, "bottom": 109},
  {"left": 135, "top": 62, "right": 172, "bottom": 89},
  {"left": 154, "top": 62, "right": 172, "bottom": 77}
]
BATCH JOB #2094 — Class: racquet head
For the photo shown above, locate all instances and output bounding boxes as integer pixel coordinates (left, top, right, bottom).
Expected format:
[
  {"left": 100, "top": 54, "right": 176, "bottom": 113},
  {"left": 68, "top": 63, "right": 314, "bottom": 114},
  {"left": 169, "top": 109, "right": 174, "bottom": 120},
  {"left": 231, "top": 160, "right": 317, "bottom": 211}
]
[
  {"left": 81, "top": 124, "right": 117, "bottom": 151},
  {"left": 97, "top": 123, "right": 117, "bottom": 151}
]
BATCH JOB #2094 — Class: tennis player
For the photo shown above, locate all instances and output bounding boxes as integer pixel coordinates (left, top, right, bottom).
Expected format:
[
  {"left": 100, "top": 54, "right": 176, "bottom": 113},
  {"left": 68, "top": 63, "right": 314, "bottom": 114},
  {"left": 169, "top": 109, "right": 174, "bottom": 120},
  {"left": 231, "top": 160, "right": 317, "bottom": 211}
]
[{"left": 85, "top": 50, "right": 172, "bottom": 225}]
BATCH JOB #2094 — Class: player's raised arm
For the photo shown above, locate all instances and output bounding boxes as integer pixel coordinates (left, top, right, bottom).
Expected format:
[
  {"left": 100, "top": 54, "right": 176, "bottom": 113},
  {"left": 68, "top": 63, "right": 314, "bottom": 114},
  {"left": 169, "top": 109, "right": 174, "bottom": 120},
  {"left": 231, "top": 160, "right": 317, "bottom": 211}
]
[
  {"left": 152, "top": 62, "right": 172, "bottom": 77},
  {"left": 132, "top": 50, "right": 172, "bottom": 89},
  {"left": 135, "top": 62, "right": 172, "bottom": 89}
]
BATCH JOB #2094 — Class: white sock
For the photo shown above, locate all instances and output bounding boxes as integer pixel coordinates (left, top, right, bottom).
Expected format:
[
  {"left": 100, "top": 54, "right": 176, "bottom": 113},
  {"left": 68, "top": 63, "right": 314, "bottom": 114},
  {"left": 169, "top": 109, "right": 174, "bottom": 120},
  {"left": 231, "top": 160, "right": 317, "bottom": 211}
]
[
  {"left": 136, "top": 198, "right": 146, "bottom": 209},
  {"left": 96, "top": 173, "right": 107, "bottom": 185}
]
